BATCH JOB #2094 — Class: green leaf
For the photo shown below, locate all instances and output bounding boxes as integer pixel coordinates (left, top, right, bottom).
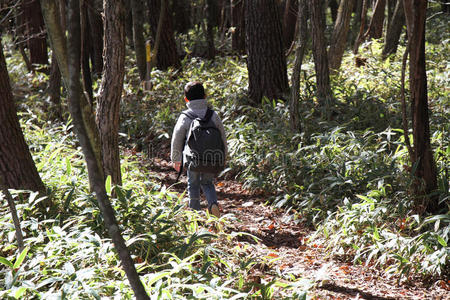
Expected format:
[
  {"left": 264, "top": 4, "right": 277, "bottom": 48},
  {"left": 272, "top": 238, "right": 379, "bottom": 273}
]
[
  {"left": 437, "top": 236, "right": 447, "bottom": 247},
  {"left": 105, "top": 175, "right": 112, "bottom": 195},
  {"left": 13, "top": 247, "right": 29, "bottom": 269},
  {"left": 0, "top": 256, "right": 13, "bottom": 268},
  {"left": 14, "top": 287, "right": 27, "bottom": 298}
]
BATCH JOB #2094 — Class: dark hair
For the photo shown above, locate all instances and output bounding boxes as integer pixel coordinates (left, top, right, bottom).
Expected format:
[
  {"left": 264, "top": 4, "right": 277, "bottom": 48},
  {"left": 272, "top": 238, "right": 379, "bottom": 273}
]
[{"left": 184, "top": 81, "right": 205, "bottom": 101}]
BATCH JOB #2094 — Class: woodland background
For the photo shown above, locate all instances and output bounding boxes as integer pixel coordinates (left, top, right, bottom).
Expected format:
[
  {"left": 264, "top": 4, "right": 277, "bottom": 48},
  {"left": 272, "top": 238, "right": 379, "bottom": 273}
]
[{"left": 0, "top": 0, "right": 449, "bottom": 299}]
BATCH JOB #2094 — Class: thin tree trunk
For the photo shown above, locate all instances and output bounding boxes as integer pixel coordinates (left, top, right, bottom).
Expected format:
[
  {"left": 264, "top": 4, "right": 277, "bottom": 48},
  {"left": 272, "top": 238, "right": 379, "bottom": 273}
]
[
  {"left": 403, "top": 0, "right": 439, "bottom": 214},
  {"left": 382, "top": 0, "right": 404, "bottom": 58},
  {"left": 87, "top": 0, "right": 103, "bottom": 75},
  {"left": 353, "top": 0, "right": 369, "bottom": 54},
  {"left": 96, "top": 0, "right": 126, "bottom": 186},
  {"left": 309, "top": 0, "right": 333, "bottom": 112},
  {"left": 283, "top": 0, "right": 298, "bottom": 50},
  {"left": 64, "top": 1, "right": 150, "bottom": 298},
  {"left": 0, "top": 176, "right": 25, "bottom": 252},
  {"left": 172, "top": 0, "right": 191, "bottom": 33},
  {"left": 0, "top": 38, "right": 46, "bottom": 194},
  {"left": 131, "top": 0, "right": 146, "bottom": 80},
  {"left": 41, "top": 0, "right": 102, "bottom": 190},
  {"left": 329, "top": 0, "right": 339, "bottom": 23},
  {"left": 81, "top": 0, "right": 94, "bottom": 105},
  {"left": 205, "top": 0, "right": 217, "bottom": 59},
  {"left": 329, "top": 0, "right": 355, "bottom": 72},
  {"left": 350, "top": 0, "right": 363, "bottom": 45},
  {"left": 48, "top": 55, "right": 62, "bottom": 119},
  {"left": 290, "top": 0, "right": 308, "bottom": 131},
  {"left": 231, "top": 0, "right": 245, "bottom": 54},
  {"left": 365, "top": 0, "right": 386, "bottom": 39}
]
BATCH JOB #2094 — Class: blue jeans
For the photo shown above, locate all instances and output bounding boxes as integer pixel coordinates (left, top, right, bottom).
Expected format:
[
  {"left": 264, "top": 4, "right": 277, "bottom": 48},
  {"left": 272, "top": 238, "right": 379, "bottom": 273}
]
[{"left": 187, "top": 170, "right": 218, "bottom": 210}]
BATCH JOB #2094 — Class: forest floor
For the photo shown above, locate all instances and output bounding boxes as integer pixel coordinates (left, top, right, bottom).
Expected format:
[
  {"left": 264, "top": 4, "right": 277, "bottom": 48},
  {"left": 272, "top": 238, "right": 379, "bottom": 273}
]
[{"left": 141, "top": 149, "right": 449, "bottom": 300}]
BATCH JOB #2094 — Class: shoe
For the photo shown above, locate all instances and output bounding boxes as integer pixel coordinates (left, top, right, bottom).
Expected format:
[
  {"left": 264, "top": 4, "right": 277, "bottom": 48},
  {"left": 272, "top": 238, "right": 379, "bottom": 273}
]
[{"left": 209, "top": 204, "right": 220, "bottom": 218}]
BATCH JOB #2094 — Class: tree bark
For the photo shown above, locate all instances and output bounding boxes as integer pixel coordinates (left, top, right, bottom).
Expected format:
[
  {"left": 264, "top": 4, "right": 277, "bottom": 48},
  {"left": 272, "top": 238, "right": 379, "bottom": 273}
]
[
  {"left": 48, "top": 55, "right": 62, "bottom": 119},
  {"left": 283, "top": 0, "right": 298, "bottom": 50},
  {"left": 328, "top": 0, "right": 355, "bottom": 72},
  {"left": 231, "top": 0, "right": 246, "bottom": 54},
  {"left": 148, "top": 0, "right": 180, "bottom": 70},
  {"left": 131, "top": 0, "right": 146, "bottom": 80},
  {"left": 309, "top": 0, "right": 333, "bottom": 111},
  {"left": 22, "top": 0, "right": 48, "bottom": 66},
  {"left": 172, "top": 0, "right": 191, "bottom": 33},
  {"left": 403, "top": 0, "right": 439, "bottom": 214},
  {"left": 81, "top": 0, "right": 94, "bottom": 105},
  {"left": 382, "top": 0, "right": 404, "bottom": 58},
  {"left": 353, "top": 0, "right": 369, "bottom": 54},
  {"left": 0, "top": 38, "right": 46, "bottom": 193},
  {"left": 290, "top": 0, "right": 308, "bottom": 131},
  {"left": 365, "top": 0, "right": 386, "bottom": 40},
  {"left": 205, "top": 0, "right": 217, "bottom": 59},
  {"left": 245, "top": 0, "right": 289, "bottom": 104},
  {"left": 96, "top": 0, "right": 126, "bottom": 186},
  {"left": 41, "top": 0, "right": 102, "bottom": 190},
  {"left": 1, "top": 176, "right": 25, "bottom": 252},
  {"left": 87, "top": 0, "right": 104, "bottom": 75},
  {"left": 64, "top": 1, "right": 150, "bottom": 298},
  {"left": 329, "top": 0, "right": 339, "bottom": 23}
]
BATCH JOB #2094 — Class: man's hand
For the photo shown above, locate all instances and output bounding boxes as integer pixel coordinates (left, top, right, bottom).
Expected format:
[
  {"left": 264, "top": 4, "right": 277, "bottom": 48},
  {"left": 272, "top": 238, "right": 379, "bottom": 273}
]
[{"left": 173, "top": 162, "right": 181, "bottom": 172}]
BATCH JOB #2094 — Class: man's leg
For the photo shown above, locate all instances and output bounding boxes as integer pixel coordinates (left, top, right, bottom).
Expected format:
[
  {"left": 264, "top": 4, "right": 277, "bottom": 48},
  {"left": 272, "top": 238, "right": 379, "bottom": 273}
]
[
  {"left": 200, "top": 173, "right": 219, "bottom": 216},
  {"left": 187, "top": 170, "right": 201, "bottom": 210}
]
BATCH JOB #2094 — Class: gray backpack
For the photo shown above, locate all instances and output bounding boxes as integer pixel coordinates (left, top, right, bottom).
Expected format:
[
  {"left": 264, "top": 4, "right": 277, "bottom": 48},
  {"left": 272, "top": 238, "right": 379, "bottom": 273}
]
[{"left": 182, "top": 108, "right": 225, "bottom": 174}]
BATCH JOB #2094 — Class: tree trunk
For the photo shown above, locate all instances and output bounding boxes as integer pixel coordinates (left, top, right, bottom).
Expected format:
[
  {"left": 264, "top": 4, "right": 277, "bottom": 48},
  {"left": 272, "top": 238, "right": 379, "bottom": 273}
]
[
  {"left": 87, "top": 0, "right": 104, "bottom": 75},
  {"left": 309, "top": 0, "right": 333, "bottom": 111},
  {"left": 205, "top": 0, "right": 217, "bottom": 59},
  {"left": 365, "top": 0, "right": 386, "bottom": 40},
  {"left": 382, "top": 0, "right": 404, "bottom": 58},
  {"left": 245, "top": 0, "right": 289, "bottom": 104},
  {"left": 48, "top": 55, "right": 62, "bottom": 119},
  {"left": 350, "top": 0, "right": 364, "bottom": 45},
  {"left": 231, "top": 0, "right": 246, "bottom": 54},
  {"left": 96, "top": 0, "right": 126, "bottom": 186},
  {"left": 60, "top": 1, "right": 151, "bottom": 298},
  {"left": 41, "top": 0, "right": 103, "bottom": 191},
  {"left": 403, "top": 0, "right": 439, "bottom": 214},
  {"left": 148, "top": 0, "right": 180, "bottom": 70},
  {"left": 124, "top": 0, "right": 134, "bottom": 46},
  {"left": 329, "top": 0, "right": 339, "bottom": 23},
  {"left": 131, "top": 0, "right": 147, "bottom": 80},
  {"left": 290, "top": 0, "right": 308, "bottom": 131},
  {"left": 1, "top": 176, "right": 25, "bottom": 252},
  {"left": 0, "top": 38, "right": 46, "bottom": 193},
  {"left": 81, "top": 0, "right": 94, "bottom": 105},
  {"left": 329, "top": 0, "right": 355, "bottom": 72},
  {"left": 22, "top": 0, "right": 48, "bottom": 66},
  {"left": 353, "top": 0, "right": 369, "bottom": 53},
  {"left": 172, "top": 0, "right": 191, "bottom": 33},
  {"left": 283, "top": 0, "right": 298, "bottom": 50}
]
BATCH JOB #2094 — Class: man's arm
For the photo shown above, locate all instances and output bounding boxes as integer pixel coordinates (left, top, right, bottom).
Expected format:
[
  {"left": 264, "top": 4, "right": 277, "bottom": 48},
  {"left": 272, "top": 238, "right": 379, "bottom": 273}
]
[{"left": 171, "top": 115, "right": 188, "bottom": 169}]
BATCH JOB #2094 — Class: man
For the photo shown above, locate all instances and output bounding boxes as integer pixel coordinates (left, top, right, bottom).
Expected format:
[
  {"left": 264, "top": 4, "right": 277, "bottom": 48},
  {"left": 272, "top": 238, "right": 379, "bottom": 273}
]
[{"left": 171, "top": 81, "right": 227, "bottom": 217}]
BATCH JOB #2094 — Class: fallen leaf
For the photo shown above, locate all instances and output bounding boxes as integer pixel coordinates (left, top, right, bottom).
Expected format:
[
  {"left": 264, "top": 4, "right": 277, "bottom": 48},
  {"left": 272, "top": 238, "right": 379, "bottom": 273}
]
[{"left": 268, "top": 253, "right": 279, "bottom": 258}]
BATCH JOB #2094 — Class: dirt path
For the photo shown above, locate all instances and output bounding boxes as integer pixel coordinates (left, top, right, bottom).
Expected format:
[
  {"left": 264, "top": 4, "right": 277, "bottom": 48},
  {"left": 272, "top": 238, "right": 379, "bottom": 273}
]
[{"left": 147, "top": 156, "right": 449, "bottom": 299}]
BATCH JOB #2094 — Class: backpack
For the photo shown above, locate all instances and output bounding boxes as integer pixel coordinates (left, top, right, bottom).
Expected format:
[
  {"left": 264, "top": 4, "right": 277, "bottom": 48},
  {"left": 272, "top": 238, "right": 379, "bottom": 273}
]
[{"left": 181, "top": 108, "right": 225, "bottom": 174}]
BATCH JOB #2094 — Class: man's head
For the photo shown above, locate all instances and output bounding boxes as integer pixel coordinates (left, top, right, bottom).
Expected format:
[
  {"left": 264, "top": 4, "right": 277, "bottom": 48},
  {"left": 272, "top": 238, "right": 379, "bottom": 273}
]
[{"left": 184, "top": 81, "right": 205, "bottom": 101}]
